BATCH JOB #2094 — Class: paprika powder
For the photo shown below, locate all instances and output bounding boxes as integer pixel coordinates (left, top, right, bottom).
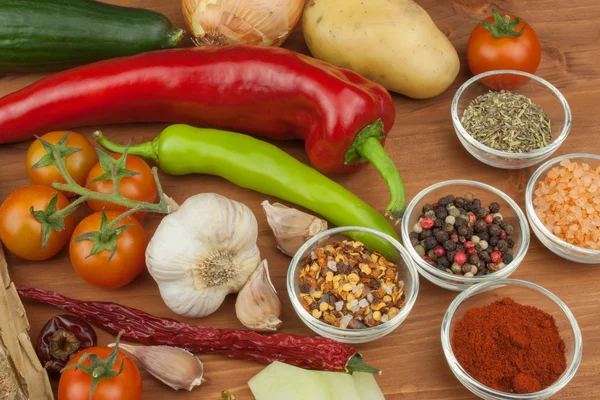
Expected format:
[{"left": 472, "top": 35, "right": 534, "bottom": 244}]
[{"left": 451, "top": 297, "right": 567, "bottom": 394}]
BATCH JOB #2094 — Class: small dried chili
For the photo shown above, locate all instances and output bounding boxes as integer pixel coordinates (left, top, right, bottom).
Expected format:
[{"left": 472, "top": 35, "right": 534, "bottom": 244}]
[
  {"left": 451, "top": 297, "right": 567, "bottom": 394},
  {"left": 17, "top": 286, "right": 379, "bottom": 374}
]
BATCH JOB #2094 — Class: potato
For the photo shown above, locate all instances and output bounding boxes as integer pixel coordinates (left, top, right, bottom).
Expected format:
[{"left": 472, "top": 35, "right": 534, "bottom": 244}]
[{"left": 302, "top": 0, "right": 460, "bottom": 99}]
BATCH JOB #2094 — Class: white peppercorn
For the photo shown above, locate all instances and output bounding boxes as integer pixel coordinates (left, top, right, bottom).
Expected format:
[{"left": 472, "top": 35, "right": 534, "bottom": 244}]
[
  {"left": 413, "top": 223, "right": 423, "bottom": 234},
  {"left": 479, "top": 240, "right": 489, "bottom": 250},
  {"left": 445, "top": 215, "right": 456, "bottom": 225}
]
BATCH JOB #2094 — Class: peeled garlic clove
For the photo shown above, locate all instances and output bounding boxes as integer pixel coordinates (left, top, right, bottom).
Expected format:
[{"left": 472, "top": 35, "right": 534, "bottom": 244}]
[
  {"left": 262, "top": 201, "right": 328, "bottom": 256},
  {"left": 111, "top": 343, "right": 204, "bottom": 391},
  {"left": 182, "top": 0, "right": 305, "bottom": 47},
  {"left": 235, "top": 260, "right": 282, "bottom": 332}
]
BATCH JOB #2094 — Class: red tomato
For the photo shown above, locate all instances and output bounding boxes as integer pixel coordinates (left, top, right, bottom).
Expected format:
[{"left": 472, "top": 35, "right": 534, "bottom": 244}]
[
  {"left": 467, "top": 11, "right": 541, "bottom": 90},
  {"left": 0, "top": 186, "right": 75, "bottom": 261},
  {"left": 69, "top": 211, "right": 147, "bottom": 289},
  {"left": 58, "top": 346, "right": 142, "bottom": 400},
  {"left": 85, "top": 154, "right": 157, "bottom": 219},
  {"left": 26, "top": 131, "right": 98, "bottom": 196}
]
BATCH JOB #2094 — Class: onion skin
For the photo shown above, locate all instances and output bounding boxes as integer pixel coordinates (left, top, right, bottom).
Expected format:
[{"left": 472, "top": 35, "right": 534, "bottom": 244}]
[{"left": 182, "top": 0, "right": 304, "bottom": 47}]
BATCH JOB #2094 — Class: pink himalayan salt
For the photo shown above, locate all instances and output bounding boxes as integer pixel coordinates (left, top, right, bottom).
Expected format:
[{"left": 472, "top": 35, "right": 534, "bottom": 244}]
[{"left": 533, "top": 160, "right": 600, "bottom": 250}]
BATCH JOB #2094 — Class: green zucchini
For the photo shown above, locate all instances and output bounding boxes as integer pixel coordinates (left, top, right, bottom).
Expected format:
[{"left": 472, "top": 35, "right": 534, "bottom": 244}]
[{"left": 0, "top": 0, "right": 185, "bottom": 71}]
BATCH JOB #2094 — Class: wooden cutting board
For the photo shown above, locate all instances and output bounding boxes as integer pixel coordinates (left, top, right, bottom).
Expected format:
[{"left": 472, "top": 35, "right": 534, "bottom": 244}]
[{"left": 0, "top": 0, "right": 599, "bottom": 398}]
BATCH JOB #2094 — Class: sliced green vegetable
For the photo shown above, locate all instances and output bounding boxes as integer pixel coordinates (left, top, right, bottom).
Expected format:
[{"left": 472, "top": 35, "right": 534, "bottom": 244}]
[
  {"left": 248, "top": 362, "right": 331, "bottom": 400},
  {"left": 353, "top": 372, "right": 386, "bottom": 400},
  {"left": 318, "top": 371, "right": 361, "bottom": 400}
]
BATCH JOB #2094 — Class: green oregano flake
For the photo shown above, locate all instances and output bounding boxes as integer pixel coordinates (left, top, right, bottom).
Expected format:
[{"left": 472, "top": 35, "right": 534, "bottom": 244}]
[{"left": 460, "top": 90, "right": 552, "bottom": 153}]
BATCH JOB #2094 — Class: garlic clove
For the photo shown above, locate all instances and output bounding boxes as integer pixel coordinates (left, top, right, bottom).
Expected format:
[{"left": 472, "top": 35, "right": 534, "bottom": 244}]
[
  {"left": 110, "top": 343, "right": 204, "bottom": 391},
  {"left": 262, "top": 201, "right": 328, "bottom": 256},
  {"left": 235, "top": 260, "right": 282, "bottom": 332},
  {"left": 182, "top": 0, "right": 305, "bottom": 47}
]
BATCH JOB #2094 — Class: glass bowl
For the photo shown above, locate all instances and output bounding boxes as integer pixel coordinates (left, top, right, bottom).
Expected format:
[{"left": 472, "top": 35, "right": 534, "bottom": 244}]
[
  {"left": 525, "top": 153, "right": 600, "bottom": 264},
  {"left": 452, "top": 70, "right": 571, "bottom": 169},
  {"left": 400, "top": 180, "right": 530, "bottom": 291},
  {"left": 287, "top": 226, "right": 419, "bottom": 344},
  {"left": 441, "top": 279, "right": 582, "bottom": 400}
]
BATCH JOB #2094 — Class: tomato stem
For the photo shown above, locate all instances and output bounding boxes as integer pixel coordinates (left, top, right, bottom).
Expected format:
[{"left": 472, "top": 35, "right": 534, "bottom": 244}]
[{"left": 477, "top": 9, "right": 526, "bottom": 38}]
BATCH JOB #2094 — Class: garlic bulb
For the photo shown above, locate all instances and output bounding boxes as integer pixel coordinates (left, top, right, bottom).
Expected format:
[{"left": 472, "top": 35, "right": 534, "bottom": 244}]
[
  {"left": 146, "top": 193, "right": 261, "bottom": 318},
  {"left": 262, "top": 201, "right": 328, "bottom": 256},
  {"left": 235, "top": 260, "right": 282, "bottom": 332},
  {"left": 182, "top": 0, "right": 305, "bottom": 47}
]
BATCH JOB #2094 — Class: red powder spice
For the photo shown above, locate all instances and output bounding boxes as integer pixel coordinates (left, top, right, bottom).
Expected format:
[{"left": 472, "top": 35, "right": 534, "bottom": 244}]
[{"left": 451, "top": 297, "right": 567, "bottom": 394}]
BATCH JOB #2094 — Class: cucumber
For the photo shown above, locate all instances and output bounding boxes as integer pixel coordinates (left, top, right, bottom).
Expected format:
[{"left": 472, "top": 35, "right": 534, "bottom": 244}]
[{"left": 0, "top": 0, "right": 184, "bottom": 71}]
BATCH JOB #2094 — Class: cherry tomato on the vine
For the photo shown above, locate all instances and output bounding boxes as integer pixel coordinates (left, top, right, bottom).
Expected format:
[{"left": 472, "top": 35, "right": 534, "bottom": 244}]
[
  {"left": 69, "top": 211, "right": 147, "bottom": 289},
  {"left": 26, "top": 131, "right": 98, "bottom": 196},
  {"left": 467, "top": 10, "right": 541, "bottom": 90},
  {"left": 58, "top": 345, "right": 142, "bottom": 400},
  {"left": 0, "top": 186, "right": 74, "bottom": 261},
  {"left": 85, "top": 153, "right": 157, "bottom": 220}
]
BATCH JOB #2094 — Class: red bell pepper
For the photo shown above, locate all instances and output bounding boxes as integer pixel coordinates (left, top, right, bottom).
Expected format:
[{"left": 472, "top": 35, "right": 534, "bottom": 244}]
[{"left": 0, "top": 45, "right": 406, "bottom": 217}]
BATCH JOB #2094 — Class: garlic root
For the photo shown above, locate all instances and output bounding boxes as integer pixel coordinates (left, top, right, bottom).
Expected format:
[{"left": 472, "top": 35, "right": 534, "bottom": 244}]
[{"left": 235, "top": 260, "right": 282, "bottom": 332}]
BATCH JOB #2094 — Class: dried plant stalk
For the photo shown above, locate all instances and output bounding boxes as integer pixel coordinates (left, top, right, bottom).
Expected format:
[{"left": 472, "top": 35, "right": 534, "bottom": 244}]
[{"left": 0, "top": 242, "right": 54, "bottom": 399}]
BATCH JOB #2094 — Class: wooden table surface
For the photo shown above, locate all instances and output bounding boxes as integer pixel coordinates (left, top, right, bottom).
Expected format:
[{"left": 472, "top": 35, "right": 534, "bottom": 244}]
[{"left": 1, "top": 0, "right": 599, "bottom": 399}]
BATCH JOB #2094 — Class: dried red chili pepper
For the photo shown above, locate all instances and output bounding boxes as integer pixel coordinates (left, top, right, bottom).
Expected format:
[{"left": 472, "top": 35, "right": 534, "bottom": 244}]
[{"left": 17, "top": 286, "right": 379, "bottom": 374}]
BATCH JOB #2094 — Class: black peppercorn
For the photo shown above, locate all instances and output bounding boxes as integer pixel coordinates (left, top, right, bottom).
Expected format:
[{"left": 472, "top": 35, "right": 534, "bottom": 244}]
[
  {"left": 502, "top": 253, "right": 514, "bottom": 264},
  {"left": 422, "top": 204, "right": 434, "bottom": 213},
  {"left": 479, "top": 251, "right": 491, "bottom": 261},
  {"left": 443, "top": 240, "right": 457, "bottom": 251},
  {"left": 438, "top": 196, "right": 452, "bottom": 206},
  {"left": 476, "top": 270, "right": 485, "bottom": 276},
  {"left": 433, "top": 228, "right": 442, "bottom": 235},
  {"left": 489, "top": 202, "right": 500, "bottom": 213},
  {"left": 455, "top": 217, "right": 467, "bottom": 227},
  {"left": 454, "top": 197, "right": 465, "bottom": 208},
  {"left": 457, "top": 207, "right": 467, "bottom": 215},
  {"left": 475, "top": 207, "right": 489, "bottom": 218},
  {"left": 505, "top": 225, "right": 515, "bottom": 235},
  {"left": 409, "top": 232, "right": 419, "bottom": 240},
  {"left": 435, "top": 231, "right": 449, "bottom": 243},
  {"left": 489, "top": 236, "right": 500, "bottom": 247},
  {"left": 466, "top": 228, "right": 474, "bottom": 239},
  {"left": 443, "top": 223, "right": 454, "bottom": 233},
  {"left": 419, "top": 230, "right": 433, "bottom": 240},
  {"left": 479, "top": 231, "right": 490, "bottom": 241},
  {"left": 410, "top": 237, "right": 419, "bottom": 247},
  {"left": 488, "top": 224, "right": 501, "bottom": 237},
  {"left": 424, "top": 237, "right": 438, "bottom": 250},
  {"left": 437, "top": 256, "right": 450, "bottom": 269},
  {"left": 472, "top": 199, "right": 482, "bottom": 210},
  {"left": 493, "top": 216, "right": 503, "bottom": 225},
  {"left": 469, "top": 254, "right": 480, "bottom": 265},
  {"left": 457, "top": 225, "right": 468, "bottom": 236},
  {"left": 497, "top": 240, "right": 508, "bottom": 252},
  {"left": 447, "top": 251, "right": 457, "bottom": 262},
  {"left": 499, "top": 221, "right": 508, "bottom": 230},
  {"left": 474, "top": 220, "right": 488, "bottom": 232},
  {"left": 436, "top": 207, "right": 448, "bottom": 220},
  {"left": 434, "top": 218, "right": 443, "bottom": 228},
  {"left": 506, "top": 238, "right": 515, "bottom": 248}
]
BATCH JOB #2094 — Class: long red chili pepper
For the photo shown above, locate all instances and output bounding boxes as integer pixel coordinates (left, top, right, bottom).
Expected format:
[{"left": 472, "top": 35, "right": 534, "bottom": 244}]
[
  {"left": 0, "top": 45, "right": 406, "bottom": 218},
  {"left": 17, "top": 286, "right": 379, "bottom": 374}
]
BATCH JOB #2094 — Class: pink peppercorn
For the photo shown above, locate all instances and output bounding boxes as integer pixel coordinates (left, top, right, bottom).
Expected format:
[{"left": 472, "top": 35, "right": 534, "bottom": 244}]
[
  {"left": 499, "top": 230, "right": 507, "bottom": 240},
  {"left": 433, "top": 246, "right": 446, "bottom": 257},
  {"left": 484, "top": 214, "right": 494, "bottom": 224},
  {"left": 420, "top": 217, "right": 435, "bottom": 230},
  {"left": 467, "top": 213, "right": 477, "bottom": 224},
  {"left": 454, "top": 251, "right": 467, "bottom": 266},
  {"left": 464, "top": 241, "right": 475, "bottom": 249},
  {"left": 467, "top": 247, "right": 477, "bottom": 255},
  {"left": 422, "top": 256, "right": 436, "bottom": 266},
  {"left": 451, "top": 234, "right": 459, "bottom": 243},
  {"left": 490, "top": 251, "right": 502, "bottom": 264}
]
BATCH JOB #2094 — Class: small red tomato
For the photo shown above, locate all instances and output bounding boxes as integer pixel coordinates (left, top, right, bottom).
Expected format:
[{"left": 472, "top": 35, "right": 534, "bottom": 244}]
[
  {"left": 490, "top": 251, "right": 503, "bottom": 264},
  {"left": 454, "top": 251, "right": 467, "bottom": 266},
  {"left": 420, "top": 217, "right": 435, "bottom": 230},
  {"left": 26, "top": 131, "right": 98, "bottom": 196},
  {"left": 485, "top": 214, "right": 494, "bottom": 225},
  {"left": 85, "top": 154, "right": 157, "bottom": 220},
  {"left": 467, "top": 10, "right": 541, "bottom": 90}
]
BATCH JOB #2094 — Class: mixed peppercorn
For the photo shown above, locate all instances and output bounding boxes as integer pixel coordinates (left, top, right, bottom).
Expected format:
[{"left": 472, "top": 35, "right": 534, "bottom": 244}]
[
  {"left": 409, "top": 193, "right": 516, "bottom": 276},
  {"left": 298, "top": 240, "right": 405, "bottom": 329}
]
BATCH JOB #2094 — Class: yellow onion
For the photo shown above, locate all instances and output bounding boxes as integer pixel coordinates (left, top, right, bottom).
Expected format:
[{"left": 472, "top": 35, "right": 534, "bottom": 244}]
[{"left": 182, "top": 0, "right": 305, "bottom": 47}]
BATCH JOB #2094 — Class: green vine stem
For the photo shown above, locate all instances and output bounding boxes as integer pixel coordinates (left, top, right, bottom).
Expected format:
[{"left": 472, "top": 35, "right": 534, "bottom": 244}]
[{"left": 31, "top": 136, "right": 170, "bottom": 250}]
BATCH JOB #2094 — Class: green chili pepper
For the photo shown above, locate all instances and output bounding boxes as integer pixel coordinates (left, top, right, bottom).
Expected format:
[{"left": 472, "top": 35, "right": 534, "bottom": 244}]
[{"left": 94, "top": 124, "right": 400, "bottom": 256}]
